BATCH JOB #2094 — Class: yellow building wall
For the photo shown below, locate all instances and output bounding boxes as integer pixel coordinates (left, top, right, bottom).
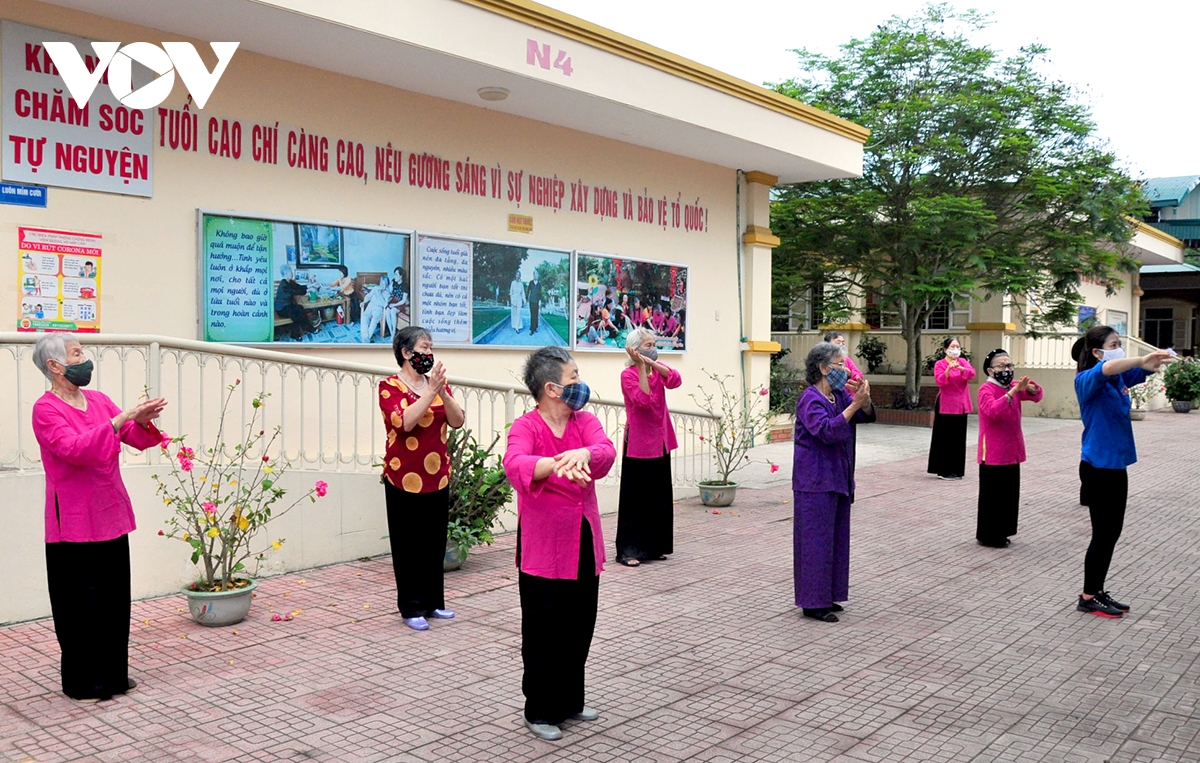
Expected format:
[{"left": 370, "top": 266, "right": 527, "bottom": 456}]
[{"left": 0, "top": 0, "right": 742, "bottom": 410}]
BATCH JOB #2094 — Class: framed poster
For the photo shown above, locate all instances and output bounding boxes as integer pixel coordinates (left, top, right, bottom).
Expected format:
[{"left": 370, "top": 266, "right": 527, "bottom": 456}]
[
  {"left": 1077, "top": 305, "right": 1098, "bottom": 332},
  {"left": 200, "top": 211, "right": 411, "bottom": 345},
  {"left": 1106, "top": 309, "right": 1128, "bottom": 337},
  {"left": 415, "top": 233, "right": 570, "bottom": 348},
  {"left": 17, "top": 226, "right": 102, "bottom": 333},
  {"left": 573, "top": 251, "right": 688, "bottom": 352}
]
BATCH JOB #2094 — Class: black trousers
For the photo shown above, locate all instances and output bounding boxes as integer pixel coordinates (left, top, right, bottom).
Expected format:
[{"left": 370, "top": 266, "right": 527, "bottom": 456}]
[
  {"left": 976, "top": 463, "right": 1020, "bottom": 546},
  {"left": 530, "top": 303, "right": 540, "bottom": 332},
  {"left": 927, "top": 412, "right": 968, "bottom": 477},
  {"left": 519, "top": 520, "right": 599, "bottom": 725},
  {"left": 45, "top": 535, "right": 131, "bottom": 700},
  {"left": 385, "top": 483, "right": 449, "bottom": 618},
  {"left": 615, "top": 447, "right": 674, "bottom": 561},
  {"left": 1079, "top": 460, "right": 1128, "bottom": 595}
]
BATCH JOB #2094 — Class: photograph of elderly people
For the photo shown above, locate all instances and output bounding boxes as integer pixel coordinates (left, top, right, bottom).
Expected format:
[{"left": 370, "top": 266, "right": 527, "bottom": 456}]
[
  {"left": 574, "top": 253, "right": 687, "bottom": 352},
  {"left": 31, "top": 333, "right": 168, "bottom": 702}
]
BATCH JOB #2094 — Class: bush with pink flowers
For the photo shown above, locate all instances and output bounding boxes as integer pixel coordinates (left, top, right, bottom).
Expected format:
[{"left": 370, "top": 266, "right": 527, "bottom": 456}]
[{"left": 152, "top": 380, "right": 327, "bottom": 592}]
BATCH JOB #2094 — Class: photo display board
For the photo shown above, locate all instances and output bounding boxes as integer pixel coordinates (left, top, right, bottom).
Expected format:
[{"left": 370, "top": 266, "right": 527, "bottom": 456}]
[
  {"left": 415, "top": 234, "right": 570, "bottom": 348},
  {"left": 200, "top": 212, "right": 410, "bottom": 344},
  {"left": 573, "top": 251, "right": 688, "bottom": 352}
]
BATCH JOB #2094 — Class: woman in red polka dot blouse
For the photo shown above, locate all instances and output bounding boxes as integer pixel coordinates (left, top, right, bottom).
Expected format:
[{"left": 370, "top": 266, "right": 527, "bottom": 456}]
[{"left": 378, "top": 326, "right": 466, "bottom": 631}]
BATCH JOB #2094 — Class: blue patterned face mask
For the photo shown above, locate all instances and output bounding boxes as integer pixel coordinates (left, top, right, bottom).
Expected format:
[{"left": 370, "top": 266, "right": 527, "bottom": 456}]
[
  {"left": 826, "top": 366, "right": 849, "bottom": 392},
  {"left": 552, "top": 381, "right": 591, "bottom": 410}
]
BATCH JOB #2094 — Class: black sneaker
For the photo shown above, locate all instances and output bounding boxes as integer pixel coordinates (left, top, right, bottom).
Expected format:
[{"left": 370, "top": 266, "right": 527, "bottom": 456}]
[
  {"left": 1077, "top": 595, "right": 1122, "bottom": 618},
  {"left": 1095, "top": 591, "right": 1130, "bottom": 612},
  {"left": 802, "top": 608, "right": 839, "bottom": 623}
]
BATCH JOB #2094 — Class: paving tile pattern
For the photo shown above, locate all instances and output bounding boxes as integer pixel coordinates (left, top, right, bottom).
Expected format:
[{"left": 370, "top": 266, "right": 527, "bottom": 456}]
[{"left": 2, "top": 410, "right": 1199, "bottom": 761}]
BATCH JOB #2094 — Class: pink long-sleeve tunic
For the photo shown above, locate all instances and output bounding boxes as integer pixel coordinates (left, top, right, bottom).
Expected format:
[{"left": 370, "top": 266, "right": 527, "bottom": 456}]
[
  {"left": 976, "top": 380, "right": 1044, "bottom": 465},
  {"left": 620, "top": 365, "right": 681, "bottom": 458},
  {"left": 503, "top": 408, "right": 616, "bottom": 579},
  {"left": 33, "top": 390, "right": 164, "bottom": 543},
  {"left": 934, "top": 357, "right": 977, "bottom": 414}
]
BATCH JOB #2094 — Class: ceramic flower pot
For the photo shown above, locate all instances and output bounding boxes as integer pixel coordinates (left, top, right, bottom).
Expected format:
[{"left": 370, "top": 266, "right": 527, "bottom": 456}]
[
  {"left": 183, "top": 578, "right": 257, "bottom": 627},
  {"left": 1129, "top": 409, "right": 1146, "bottom": 421},
  {"left": 698, "top": 481, "right": 738, "bottom": 507},
  {"left": 1171, "top": 400, "right": 1193, "bottom": 413},
  {"left": 444, "top": 540, "right": 467, "bottom": 572}
]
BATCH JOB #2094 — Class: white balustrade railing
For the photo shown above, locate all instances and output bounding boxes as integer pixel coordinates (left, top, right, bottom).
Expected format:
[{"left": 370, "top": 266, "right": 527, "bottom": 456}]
[{"left": 0, "top": 334, "right": 719, "bottom": 486}]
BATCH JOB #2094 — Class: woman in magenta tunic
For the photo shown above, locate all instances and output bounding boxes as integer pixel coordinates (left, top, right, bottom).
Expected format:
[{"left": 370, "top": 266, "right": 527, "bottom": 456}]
[
  {"left": 503, "top": 346, "right": 616, "bottom": 741},
  {"left": 927, "top": 336, "right": 976, "bottom": 480},
  {"left": 31, "top": 334, "right": 167, "bottom": 702},
  {"left": 793, "top": 342, "right": 875, "bottom": 623},
  {"left": 615, "top": 328, "right": 681, "bottom": 566},
  {"left": 975, "top": 349, "right": 1043, "bottom": 548}
]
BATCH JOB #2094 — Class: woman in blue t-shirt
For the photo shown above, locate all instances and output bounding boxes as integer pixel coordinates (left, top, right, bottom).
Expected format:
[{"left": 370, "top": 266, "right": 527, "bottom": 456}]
[{"left": 1070, "top": 325, "right": 1172, "bottom": 618}]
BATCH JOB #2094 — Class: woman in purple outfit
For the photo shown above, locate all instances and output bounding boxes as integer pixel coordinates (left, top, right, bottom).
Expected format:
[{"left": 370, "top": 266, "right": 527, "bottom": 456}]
[{"left": 793, "top": 342, "right": 875, "bottom": 623}]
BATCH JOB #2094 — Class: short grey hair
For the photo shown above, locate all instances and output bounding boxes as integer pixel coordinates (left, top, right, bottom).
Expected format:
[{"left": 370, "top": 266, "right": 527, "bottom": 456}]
[
  {"left": 280, "top": 264, "right": 294, "bottom": 279},
  {"left": 624, "top": 328, "right": 655, "bottom": 366},
  {"left": 33, "top": 333, "right": 77, "bottom": 381},
  {"left": 805, "top": 342, "right": 844, "bottom": 386},
  {"left": 523, "top": 346, "right": 572, "bottom": 402}
]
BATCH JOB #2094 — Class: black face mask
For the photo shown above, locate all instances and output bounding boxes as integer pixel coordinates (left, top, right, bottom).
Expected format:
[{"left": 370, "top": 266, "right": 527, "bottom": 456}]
[
  {"left": 409, "top": 351, "right": 434, "bottom": 375},
  {"left": 992, "top": 369, "right": 1015, "bottom": 387},
  {"left": 62, "top": 359, "right": 94, "bottom": 387}
]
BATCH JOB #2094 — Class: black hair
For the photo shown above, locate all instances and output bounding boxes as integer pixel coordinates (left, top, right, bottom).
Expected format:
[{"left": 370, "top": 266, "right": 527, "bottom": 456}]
[
  {"left": 823, "top": 330, "right": 844, "bottom": 343},
  {"left": 1071, "top": 325, "right": 1118, "bottom": 374},
  {"left": 805, "top": 342, "right": 843, "bottom": 386},
  {"left": 523, "top": 346, "right": 573, "bottom": 401},
  {"left": 941, "top": 336, "right": 960, "bottom": 350},
  {"left": 392, "top": 325, "right": 432, "bottom": 368},
  {"left": 983, "top": 348, "right": 1009, "bottom": 371}
]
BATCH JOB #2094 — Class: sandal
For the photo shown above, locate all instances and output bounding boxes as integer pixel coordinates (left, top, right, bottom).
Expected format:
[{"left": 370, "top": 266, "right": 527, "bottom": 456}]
[{"left": 618, "top": 558, "right": 640, "bottom": 567}]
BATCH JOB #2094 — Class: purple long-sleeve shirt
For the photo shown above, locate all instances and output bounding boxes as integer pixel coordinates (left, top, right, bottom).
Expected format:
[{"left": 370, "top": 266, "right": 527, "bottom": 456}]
[{"left": 792, "top": 386, "right": 875, "bottom": 498}]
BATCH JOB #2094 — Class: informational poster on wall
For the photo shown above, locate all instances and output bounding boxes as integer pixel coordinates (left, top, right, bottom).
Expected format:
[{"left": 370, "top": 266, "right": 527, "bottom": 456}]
[
  {"left": 2, "top": 22, "right": 154, "bottom": 196},
  {"left": 415, "top": 234, "right": 570, "bottom": 348},
  {"left": 573, "top": 252, "right": 688, "bottom": 352},
  {"left": 200, "top": 212, "right": 411, "bottom": 344},
  {"left": 17, "top": 226, "right": 103, "bottom": 333}
]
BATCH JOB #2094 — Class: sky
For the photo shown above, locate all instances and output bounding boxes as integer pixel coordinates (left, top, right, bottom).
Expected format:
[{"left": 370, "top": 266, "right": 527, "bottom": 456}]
[{"left": 539, "top": 0, "right": 1199, "bottom": 180}]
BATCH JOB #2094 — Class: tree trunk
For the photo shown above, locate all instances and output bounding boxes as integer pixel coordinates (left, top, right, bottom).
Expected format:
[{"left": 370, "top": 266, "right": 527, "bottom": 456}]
[{"left": 901, "top": 305, "right": 923, "bottom": 408}]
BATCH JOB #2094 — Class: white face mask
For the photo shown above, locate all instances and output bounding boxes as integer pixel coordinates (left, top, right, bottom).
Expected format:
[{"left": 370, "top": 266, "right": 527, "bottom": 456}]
[
  {"left": 945, "top": 348, "right": 961, "bottom": 359},
  {"left": 1098, "top": 347, "right": 1125, "bottom": 362}
]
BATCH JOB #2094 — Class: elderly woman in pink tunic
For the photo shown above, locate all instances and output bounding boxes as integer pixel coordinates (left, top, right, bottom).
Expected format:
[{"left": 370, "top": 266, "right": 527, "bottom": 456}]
[
  {"left": 615, "top": 328, "right": 681, "bottom": 566},
  {"left": 31, "top": 333, "right": 167, "bottom": 702},
  {"left": 927, "top": 336, "right": 977, "bottom": 480},
  {"left": 975, "top": 349, "right": 1043, "bottom": 547},
  {"left": 503, "top": 346, "right": 616, "bottom": 742}
]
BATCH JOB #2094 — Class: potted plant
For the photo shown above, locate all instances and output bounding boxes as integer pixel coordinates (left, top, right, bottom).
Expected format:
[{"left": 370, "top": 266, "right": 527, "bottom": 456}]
[
  {"left": 444, "top": 428, "right": 513, "bottom": 571},
  {"left": 1163, "top": 357, "right": 1200, "bottom": 413},
  {"left": 153, "top": 380, "right": 327, "bottom": 626},
  {"left": 690, "top": 370, "right": 776, "bottom": 507},
  {"left": 856, "top": 335, "right": 888, "bottom": 374},
  {"left": 1127, "top": 373, "right": 1163, "bottom": 420}
]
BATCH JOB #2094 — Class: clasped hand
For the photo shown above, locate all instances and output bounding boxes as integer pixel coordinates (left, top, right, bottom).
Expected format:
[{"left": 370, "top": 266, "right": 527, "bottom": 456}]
[{"left": 552, "top": 447, "right": 592, "bottom": 485}]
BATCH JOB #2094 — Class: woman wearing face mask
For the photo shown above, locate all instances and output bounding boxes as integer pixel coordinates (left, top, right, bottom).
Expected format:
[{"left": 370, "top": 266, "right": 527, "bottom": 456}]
[
  {"left": 1070, "top": 326, "right": 1172, "bottom": 618},
  {"left": 378, "top": 326, "right": 465, "bottom": 631},
  {"left": 793, "top": 342, "right": 875, "bottom": 623},
  {"left": 927, "top": 336, "right": 976, "bottom": 480},
  {"left": 31, "top": 334, "right": 167, "bottom": 702},
  {"left": 975, "top": 349, "right": 1043, "bottom": 548},
  {"left": 615, "top": 328, "right": 681, "bottom": 567},
  {"left": 503, "top": 347, "right": 616, "bottom": 741},
  {"left": 822, "top": 331, "right": 864, "bottom": 381}
]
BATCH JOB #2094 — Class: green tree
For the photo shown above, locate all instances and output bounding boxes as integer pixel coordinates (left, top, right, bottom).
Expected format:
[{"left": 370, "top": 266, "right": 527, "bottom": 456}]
[
  {"left": 770, "top": 4, "right": 1146, "bottom": 405},
  {"left": 473, "top": 243, "right": 528, "bottom": 302}
]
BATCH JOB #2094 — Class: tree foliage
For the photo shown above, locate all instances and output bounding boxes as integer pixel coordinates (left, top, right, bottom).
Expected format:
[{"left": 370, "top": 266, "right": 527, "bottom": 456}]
[{"left": 770, "top": 4, "right": 1146, "bottom": 404}]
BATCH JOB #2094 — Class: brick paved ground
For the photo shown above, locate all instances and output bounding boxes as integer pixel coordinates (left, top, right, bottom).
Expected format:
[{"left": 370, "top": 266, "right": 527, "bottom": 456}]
[{"left": 2, "top": 410, "right": 1198, "bottom": 762}]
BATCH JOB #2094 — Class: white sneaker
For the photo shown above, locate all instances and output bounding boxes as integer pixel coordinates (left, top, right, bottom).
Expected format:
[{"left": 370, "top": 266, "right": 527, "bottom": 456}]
[
  {"left": 404, "top": 616, "right": 430, "bottom": 631},
  {"left": 524, "top": 717, "right": 563, "bottom": 741},
  {"left": 570, "top": 707, "right": 600, "bottom": 721},
  {"left": 430, "top": 609, "right": 456, "bottom": 619}
]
